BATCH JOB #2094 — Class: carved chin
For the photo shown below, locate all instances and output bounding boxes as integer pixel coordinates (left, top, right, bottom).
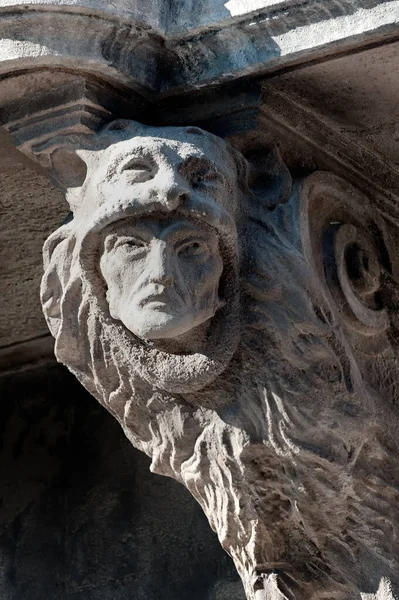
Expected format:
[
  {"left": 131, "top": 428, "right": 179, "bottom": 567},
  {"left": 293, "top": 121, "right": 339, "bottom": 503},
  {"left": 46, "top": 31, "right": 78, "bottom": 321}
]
[{"left": 118, "top": 305, "right": 217, "bottom": 341}]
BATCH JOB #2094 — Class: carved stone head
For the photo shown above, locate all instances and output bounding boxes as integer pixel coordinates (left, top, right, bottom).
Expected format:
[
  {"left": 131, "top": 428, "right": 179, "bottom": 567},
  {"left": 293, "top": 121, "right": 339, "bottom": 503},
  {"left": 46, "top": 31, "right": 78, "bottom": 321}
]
[
  {"left": 40, "top": 120, "right": 399, "bottom": 599},
  {"left": 41, "top": 121, "right": 250, "bottom": 393},
  {"left": 89, "top": 124, "right": 238, "bottom": 344},
  {"left": 41, "top": 119, "right": 292, "bottom": 392}
]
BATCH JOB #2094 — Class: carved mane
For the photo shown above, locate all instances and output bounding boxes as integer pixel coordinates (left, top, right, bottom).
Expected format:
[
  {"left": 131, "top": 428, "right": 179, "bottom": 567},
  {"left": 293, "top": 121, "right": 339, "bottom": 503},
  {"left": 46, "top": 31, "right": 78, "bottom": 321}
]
[{"left": 41, "top": 123, "right": 399, "bottom": 599}]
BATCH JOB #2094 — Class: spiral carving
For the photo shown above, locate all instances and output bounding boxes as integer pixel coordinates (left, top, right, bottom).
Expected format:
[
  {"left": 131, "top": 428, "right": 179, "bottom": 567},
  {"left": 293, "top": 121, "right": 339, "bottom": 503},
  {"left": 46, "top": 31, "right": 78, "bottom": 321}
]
[{"left": 301, "top": 172, "right": 393, "bottom": 335}]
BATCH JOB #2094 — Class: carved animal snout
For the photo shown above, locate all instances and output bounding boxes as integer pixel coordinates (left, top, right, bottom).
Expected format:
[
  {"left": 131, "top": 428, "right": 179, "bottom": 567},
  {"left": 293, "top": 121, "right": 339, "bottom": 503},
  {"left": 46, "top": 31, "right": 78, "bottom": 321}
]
[{"left": 155, "top": 172, "right": 189, "bottom": 210}]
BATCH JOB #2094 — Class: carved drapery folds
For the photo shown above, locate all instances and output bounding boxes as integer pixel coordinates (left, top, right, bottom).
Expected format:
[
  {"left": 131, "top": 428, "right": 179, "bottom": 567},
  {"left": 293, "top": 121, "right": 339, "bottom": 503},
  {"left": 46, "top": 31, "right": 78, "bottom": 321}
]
[{"left": 39, "top": 120, "right": 399, "bottom": 600}]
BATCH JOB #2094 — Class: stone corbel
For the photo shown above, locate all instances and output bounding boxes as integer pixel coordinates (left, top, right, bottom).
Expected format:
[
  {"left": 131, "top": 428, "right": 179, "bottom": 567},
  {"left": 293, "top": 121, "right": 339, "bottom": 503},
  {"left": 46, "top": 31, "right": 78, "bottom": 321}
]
[{"left": 29, "top": 115, "right": 398, "bottom": 600}]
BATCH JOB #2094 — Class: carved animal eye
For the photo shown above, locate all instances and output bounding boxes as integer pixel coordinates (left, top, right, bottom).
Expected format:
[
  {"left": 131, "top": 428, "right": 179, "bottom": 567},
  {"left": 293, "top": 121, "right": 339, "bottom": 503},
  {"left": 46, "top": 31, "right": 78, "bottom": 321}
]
[
  {"left": 192, "top": 175, "right": 204, "bottom": 189},
  {"left": 121, "top": 159, "right": 154, "bottom": 182},
  {"left": 192, "top": 170, "right": 220, "bottom": 189}
]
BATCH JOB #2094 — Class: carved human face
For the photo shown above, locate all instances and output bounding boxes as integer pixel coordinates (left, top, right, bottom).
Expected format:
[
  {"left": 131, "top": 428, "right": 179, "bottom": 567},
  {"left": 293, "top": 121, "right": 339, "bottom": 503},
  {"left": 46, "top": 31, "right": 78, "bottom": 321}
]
[{"left": 100, "top": 216, "right": 224, "bottom": 340}]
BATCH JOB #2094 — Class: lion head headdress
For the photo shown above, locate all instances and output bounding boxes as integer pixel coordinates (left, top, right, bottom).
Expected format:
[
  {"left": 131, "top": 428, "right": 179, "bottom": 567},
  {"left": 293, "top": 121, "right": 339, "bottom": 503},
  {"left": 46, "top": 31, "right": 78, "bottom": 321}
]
[
  {"left": 39, "top": 120, "right": 399, "bottom": 599},
  {"left": 40, "top": 119, "right": 292, "bottom": 399}
]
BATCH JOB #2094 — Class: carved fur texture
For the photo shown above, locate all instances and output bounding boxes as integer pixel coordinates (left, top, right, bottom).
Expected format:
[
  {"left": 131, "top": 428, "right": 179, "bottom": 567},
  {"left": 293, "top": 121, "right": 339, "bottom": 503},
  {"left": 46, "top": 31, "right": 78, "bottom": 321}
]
[{"left": 41, "top": 122, "right": 399, "bottom": 600}]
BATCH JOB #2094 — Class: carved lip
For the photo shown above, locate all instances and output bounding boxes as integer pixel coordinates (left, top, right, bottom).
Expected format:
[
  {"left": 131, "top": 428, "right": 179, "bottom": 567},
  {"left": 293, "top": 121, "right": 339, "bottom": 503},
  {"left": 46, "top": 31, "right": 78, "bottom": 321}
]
[
  {"left": 141, "top": 299, "right": 169, "bottom": 309},
  {"left": 136, "top": 286, "right": 181, "bottom": 309},
  {"left": 138, "top": 296, "right": 170, "bottom": 308}
]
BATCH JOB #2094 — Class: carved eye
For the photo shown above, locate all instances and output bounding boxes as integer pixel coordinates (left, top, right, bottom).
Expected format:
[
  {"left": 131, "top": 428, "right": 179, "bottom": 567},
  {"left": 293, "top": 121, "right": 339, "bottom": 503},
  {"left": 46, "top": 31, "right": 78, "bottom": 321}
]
[
  {"left": 185, "top": 157, "right": 221, "bottom": 190},
  {"left": 123, "top": 238, "right": 147, "bottom": 249},
  {"left": 121, "top": 159, "right": 154, "bottom": 182},
  {"left": 178, "top": 241, "right": 205, "bottom": 257},
  {"left": 192, "top": 170, "right": 220, "bottom": 189},
  {"left": 112, "top": 236, "right": 147, "bottom": 252},
  {"left": 192, "top": 173, "right": 204, "bottom": 189}
]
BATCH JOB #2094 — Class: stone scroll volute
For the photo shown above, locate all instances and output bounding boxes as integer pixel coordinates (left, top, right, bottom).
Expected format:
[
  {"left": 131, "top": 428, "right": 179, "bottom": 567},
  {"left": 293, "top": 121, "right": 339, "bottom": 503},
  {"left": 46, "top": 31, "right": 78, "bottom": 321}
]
[{"left": 40, "top": 121, "right": 399, "bottom": 600}]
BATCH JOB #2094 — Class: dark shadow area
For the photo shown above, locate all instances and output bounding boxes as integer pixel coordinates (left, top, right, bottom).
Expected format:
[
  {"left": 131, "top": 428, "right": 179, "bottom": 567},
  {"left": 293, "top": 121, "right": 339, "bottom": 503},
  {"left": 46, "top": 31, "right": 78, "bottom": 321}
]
[{"left": 0, "top": 364, "right": 244, "bottom": 600}]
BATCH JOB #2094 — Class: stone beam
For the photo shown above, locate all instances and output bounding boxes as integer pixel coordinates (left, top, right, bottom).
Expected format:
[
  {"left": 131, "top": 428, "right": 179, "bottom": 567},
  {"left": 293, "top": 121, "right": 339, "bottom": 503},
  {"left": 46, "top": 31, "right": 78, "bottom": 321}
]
[
  {"left": 0, "top": 70, "right": 150, "bottom": 166},
  {"left": 0, "top": 1, "right": 398, "bottom": 95}
]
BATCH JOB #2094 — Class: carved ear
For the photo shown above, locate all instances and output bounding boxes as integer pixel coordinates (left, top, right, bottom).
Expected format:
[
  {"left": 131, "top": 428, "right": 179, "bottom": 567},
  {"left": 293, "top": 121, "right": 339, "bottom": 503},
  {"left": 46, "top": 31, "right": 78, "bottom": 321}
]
[
  {"left": 103, "top": 119, "right": 132, "bottom": 132},
  {"left": 41, "top": 228, "right": 73, "bottom": 337},
  {"left": 49, "top": 148, "right": 88, "bottom": 191},
  {"left": 245, "top": 146, "right": 292, "bottom": 209}
]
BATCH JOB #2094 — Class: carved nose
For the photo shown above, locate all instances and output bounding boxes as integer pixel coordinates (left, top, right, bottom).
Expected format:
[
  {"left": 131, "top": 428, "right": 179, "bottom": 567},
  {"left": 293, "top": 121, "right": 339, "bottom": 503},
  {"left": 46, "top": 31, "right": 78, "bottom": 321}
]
[
  {"left": 149, "top": 243, "right": 174, "bottom": 287},
  {"left": 153, "top": 270, "right": 173, "bottom": 287}
]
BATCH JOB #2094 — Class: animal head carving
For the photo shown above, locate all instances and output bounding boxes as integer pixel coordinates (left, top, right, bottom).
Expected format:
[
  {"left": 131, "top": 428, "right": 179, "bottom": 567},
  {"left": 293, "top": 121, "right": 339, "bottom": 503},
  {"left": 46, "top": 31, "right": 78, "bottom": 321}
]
[
  {"left": 40, "top": 121, "right": 399, "bottom": 599},
  {"left": 41, "top": 120, "right": 292, "bottom": 395}
]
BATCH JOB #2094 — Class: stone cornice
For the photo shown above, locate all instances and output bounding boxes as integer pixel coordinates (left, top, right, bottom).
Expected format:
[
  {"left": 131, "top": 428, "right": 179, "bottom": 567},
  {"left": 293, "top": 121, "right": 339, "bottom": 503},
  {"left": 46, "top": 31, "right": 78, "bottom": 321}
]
[
  {"left": 258, "top": 87, "right": 399, "bottom": 224},
  {"left": 0, "top": 1, "right": 398, "bottom": 96}
]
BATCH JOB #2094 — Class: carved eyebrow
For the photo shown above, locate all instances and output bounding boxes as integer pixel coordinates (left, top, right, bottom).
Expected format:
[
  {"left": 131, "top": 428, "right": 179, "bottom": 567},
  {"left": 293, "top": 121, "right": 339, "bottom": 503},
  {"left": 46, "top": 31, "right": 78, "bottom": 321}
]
[
  {"left": 104, "top": 220, "right": 217, "bottom": 247},
  {"left": 118, "top": 225, "right": 155, "bottom": 240},
  {"left": 180, "top": 156, "right": 222, "bottom": 180},
  {"left": 105, "top": 225, "right": 154, "bottom": 249},
  {"left": 161, "top": 224, "right": 217, "bottom": 246}
]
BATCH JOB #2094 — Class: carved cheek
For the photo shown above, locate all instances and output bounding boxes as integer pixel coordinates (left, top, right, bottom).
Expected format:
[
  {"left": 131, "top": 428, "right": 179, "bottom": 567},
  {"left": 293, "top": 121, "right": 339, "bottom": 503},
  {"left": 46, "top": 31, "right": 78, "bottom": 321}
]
[
  {"left": 205, "top": 252, "right": 223, "bottom": 283},
  {"left": 122, "top": 251, "right": 151, "bottom": 296},
  {"left": 101, "top": 247, "right": 143, "bottom": 302},
  {"left": 100, "top": 250, "right": 118, "bottom": 290},
  {"left": 100, "top": 251, "right": 123, "bottom": 316},
  {"left": 187, "top": 254, "right": 223, "bottom": 300}
]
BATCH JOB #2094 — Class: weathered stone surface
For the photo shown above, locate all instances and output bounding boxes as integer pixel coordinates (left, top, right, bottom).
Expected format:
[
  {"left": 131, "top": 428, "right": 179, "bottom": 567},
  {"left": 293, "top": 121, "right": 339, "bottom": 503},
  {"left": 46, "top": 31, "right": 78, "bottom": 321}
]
[
  {"left": 260, "top": 40, "right": 399, "bottom": 208},
  {"left": 1, "top": 2, "right": 399, "bottom": 597},
  {"left": 3, "top": 36, "right": 399, "bottom": 376},
  {"left": 0, "top": 127, "right": 66, "bottom": 349},
  {"left": 40, "top": 120, "right": 399, "bottom": 599}
]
